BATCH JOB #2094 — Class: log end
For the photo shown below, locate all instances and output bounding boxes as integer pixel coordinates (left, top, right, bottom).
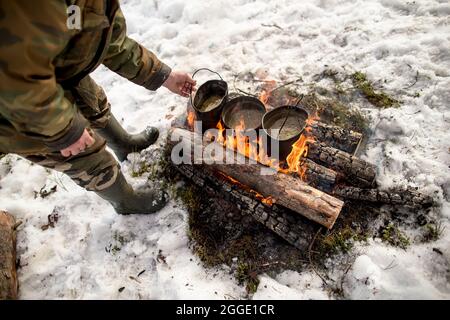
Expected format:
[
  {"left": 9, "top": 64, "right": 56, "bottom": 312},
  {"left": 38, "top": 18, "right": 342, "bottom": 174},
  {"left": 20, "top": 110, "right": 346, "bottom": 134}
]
[{"left": 0, "top": 210, "right": 18, "bottom": 300}]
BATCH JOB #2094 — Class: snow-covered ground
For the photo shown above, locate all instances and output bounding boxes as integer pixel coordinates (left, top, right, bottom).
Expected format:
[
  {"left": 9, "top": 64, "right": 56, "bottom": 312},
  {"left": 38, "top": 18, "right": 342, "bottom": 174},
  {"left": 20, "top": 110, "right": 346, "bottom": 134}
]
[{"left": 1, "top": 0, "right": 449, "bottom": 299}]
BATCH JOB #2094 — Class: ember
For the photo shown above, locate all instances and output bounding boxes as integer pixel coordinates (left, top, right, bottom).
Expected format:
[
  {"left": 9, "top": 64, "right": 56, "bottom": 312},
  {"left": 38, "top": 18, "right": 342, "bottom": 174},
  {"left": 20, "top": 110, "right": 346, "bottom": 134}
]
[
  {"left": 187, "top": 110, "right": 196, "bottom": 129},
  {"left": 217, "top": 172, "right": 274, "bottom": 206}
]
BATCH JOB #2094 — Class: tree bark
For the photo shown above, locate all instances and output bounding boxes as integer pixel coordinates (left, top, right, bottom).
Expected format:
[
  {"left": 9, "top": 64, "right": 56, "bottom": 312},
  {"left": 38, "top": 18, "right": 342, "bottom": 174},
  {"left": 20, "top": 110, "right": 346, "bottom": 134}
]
[
  {"left": 168, "top": 127, "right": 344, "bottom": 229},
  {"left": 306, "top": 142, "right": 377, "bottom": 188},
  {"left": 307, "top": 121, "right": 363, "bottom": 154},
  {"left": 0, "top": 211, "right": 18, "bottom": 300},
  {"left": 300, "top": 159, "right": 337, "bottom": 192}
]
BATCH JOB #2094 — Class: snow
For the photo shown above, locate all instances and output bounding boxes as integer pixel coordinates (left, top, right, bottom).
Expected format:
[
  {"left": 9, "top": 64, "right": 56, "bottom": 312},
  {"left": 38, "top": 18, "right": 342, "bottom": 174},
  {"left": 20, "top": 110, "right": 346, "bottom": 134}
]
[{"left": 1, "top": 0, "right": 449, "bottom": 299}]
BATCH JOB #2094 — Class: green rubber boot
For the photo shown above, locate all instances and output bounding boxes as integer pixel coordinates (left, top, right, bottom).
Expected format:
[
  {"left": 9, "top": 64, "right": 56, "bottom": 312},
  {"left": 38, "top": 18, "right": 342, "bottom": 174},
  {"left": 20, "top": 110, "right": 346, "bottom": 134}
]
[
  {"left": 97, "top": 115, "right": 159, "bottom": 161},
  {"left": 96, "top": 171, "right": 168, "bottom": 215}
]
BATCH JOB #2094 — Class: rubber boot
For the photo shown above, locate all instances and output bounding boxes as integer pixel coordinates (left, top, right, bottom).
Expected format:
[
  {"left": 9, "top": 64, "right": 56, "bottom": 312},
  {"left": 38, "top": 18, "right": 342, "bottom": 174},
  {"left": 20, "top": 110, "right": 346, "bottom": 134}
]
[
  {"left": 96, "top": 171, "right": 168, "bottom": 215},
  {"left": 97, "top": 115, "right": 159, "bottom": 161}
]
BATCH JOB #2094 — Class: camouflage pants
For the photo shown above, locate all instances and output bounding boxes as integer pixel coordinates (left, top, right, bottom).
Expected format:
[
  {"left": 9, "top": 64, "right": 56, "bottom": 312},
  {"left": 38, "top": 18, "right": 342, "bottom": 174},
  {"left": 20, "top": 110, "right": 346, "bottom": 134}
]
[{"left": 6, "top": 76, "right": 119, "bottom": 191}]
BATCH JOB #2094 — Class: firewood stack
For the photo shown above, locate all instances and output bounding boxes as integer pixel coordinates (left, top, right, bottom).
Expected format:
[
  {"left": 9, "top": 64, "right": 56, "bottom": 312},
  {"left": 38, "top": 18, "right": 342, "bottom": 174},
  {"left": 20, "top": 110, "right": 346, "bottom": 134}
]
[{"left": 167, "top": 99, "right": 433, "bottom": 250}]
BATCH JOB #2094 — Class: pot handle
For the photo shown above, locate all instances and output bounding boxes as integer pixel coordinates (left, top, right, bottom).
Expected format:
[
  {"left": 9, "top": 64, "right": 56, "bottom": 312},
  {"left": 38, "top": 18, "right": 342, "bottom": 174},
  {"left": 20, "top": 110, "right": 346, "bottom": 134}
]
[
  {"left": 293, "top": 94, "right": 305, "bottom": 107},
  {"left": 190, "top": 68, "right": 225, "bottom": 109},
  {"left": 192, "top": 68, "right": 224, "bottom": 81}
]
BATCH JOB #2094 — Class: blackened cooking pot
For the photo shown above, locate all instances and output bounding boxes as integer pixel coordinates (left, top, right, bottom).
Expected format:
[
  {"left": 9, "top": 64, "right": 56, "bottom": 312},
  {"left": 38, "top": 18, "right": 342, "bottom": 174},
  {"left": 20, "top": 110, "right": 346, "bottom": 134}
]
[
  {"left": 190, "top": 68, "right": 228, "bottom": 131},
  {"left": 221, "top": 95, "right": 266, "bottom": 133},
  {"left": 262, "top": 104, "right": 309, "bottom": 161}
]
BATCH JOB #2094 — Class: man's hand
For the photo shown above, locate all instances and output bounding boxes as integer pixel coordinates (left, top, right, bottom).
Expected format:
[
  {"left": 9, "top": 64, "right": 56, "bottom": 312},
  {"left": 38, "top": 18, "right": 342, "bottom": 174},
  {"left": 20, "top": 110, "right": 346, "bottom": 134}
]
[
  {"left": 60, "top": 129, "right": 95, "bottom": 157},
  {"left": 163, "top": 71, "right": 196, "bottom": 98}
]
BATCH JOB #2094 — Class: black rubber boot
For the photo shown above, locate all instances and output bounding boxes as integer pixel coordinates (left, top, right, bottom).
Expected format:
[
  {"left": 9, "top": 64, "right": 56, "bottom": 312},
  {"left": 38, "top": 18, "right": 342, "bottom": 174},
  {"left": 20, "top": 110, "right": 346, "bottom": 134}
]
[
  {"left": 97, "top": 115, "right": 159, "bottom": 161},
  {"left": 96, "top": 171, "right": 168, "bottom": 215}
]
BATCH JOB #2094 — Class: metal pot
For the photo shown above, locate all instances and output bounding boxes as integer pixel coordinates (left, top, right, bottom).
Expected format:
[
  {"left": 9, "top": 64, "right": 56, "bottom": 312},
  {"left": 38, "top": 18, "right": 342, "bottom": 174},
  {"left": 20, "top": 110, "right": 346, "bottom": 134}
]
[
  {"left": 190, "top": 68, "right": 228, "bottom": 131},
  {"left": 262, "top": 103, "right": 309, "bottom": 161},
  {"left": 221, "top": 95, "right": 266, "bottom": 133}
]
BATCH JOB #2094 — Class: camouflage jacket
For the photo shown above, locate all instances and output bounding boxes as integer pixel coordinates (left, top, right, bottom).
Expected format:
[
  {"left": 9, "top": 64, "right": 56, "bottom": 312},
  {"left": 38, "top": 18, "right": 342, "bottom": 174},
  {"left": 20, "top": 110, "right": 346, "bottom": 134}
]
[{"left": 0, "top": 0, "right": 171, "bottom": 152}]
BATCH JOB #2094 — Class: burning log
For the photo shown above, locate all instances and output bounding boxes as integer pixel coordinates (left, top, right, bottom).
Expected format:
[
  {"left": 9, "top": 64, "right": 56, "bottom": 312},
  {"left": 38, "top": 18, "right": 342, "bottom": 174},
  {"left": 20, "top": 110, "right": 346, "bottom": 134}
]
[
  {"left": 168, "top": 127, "right": 344, "bottom": 229},
  {"left": 306, "top": 142, "right": 377, "bottom": 188},
  {"left": 0, "top": 211, "right": 18, "bottom": 300},
  {"left": 307, "top": 122, "right": 363, "bottom": 154},
  {"left": 334, "top": 186, "right": 434, "bottom": 207}
]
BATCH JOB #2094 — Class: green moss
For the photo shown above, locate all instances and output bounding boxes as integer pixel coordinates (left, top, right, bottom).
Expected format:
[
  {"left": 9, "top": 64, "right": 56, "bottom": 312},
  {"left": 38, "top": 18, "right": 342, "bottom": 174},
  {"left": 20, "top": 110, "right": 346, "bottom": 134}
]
[
  {"left": 320, "top": 69, "right": 347, "bottom": 95},
  {"left": 381, "top": 223, "right": 410, "bottom": 249},
  {"left": 224, "top": 235, "right": 257, "bottom": 262},
  {"left": 236, "top": 262, "right": 260, "bottom": 295},
  {"left": 105, "top": 232, "right": 129, "bottom": 255},
  {"left": 131, "top": 163, "right": 149, "bottom": 177},
  {"left": 351, "top": 71, "right": 400, "bottom": 108},
  {"left": 176, "top": 185, "right": 201, "bottom": 213},
  {"left": 191, "top": 238, "right": 222, "bottom": 267},
  {"left": 303, "top": 92, "right": 369, "bottom": 133},
  {"left": 422, "top": 222, "right": 445, "bottom": 242},
  {"left": 318, "top": 226, "right": 364, "bottom": 255},
  {"left": 326, "top": 99, "right": 368, "bottom": 133},
  {"left": 177, "top": 184, "right": 222, "bottom": 267}
]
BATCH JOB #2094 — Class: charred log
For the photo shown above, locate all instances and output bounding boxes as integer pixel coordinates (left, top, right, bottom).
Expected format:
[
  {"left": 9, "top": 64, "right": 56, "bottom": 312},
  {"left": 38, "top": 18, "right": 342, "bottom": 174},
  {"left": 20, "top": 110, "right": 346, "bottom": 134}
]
[
  {"left": 173, "top": 163, "right": 316, "bottom": 250},
  {"left": 307, "top": 121, "right": 363, "bottom": 154},
  {"left": 333, "top": 186, "right": 434, "bottom": 208},
  {"left": 306, "top": 142, "right": 376, "bottom": 188},
  {"left": 300, "top": 159, "right": 337, "bottom": 193}
]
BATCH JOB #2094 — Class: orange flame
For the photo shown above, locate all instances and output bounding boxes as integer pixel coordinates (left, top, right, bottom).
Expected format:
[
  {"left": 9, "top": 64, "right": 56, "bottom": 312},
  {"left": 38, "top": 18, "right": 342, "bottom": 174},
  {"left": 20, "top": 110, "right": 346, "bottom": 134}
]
[
  {"left": 213, "top": 116, "right": 315, "bottom": 180},
  {"left": 286, "top": 134, "right": 314, "bottom": 179},
  {"left": 216, "top": 118, "right": 260, "bottom": 164},
  {"left": 208, "top": 104, "right": 320, "bottom": 187},
  {"left": 187, "top": 110, "right": 195, "bottom": 129},
  {"left": 217, "top": 172, "right": 274, "bottom": 206},
  {"left": 284, "top": 111, "right": 320, "bottom": 178},
  {"left": 258, "top": 80, "right": 277, "bottom": 106}
]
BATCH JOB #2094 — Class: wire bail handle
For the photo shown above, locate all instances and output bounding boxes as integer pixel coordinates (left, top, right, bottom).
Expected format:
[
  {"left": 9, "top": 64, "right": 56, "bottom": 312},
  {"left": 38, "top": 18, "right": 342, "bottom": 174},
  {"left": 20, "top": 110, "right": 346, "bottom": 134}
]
[
  {"left": 190, "top": 68, "right": 225, "bottom": 109},
  {"left": 277, "top": 94, "right": 305, "bottom": 138}
]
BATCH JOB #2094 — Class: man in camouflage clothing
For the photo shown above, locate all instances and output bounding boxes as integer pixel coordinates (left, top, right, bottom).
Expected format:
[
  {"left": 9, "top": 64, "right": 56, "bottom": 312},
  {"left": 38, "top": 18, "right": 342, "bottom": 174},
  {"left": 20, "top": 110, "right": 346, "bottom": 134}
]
[{"left": 0, "top": 0, "right": 196, "bottom": 214}]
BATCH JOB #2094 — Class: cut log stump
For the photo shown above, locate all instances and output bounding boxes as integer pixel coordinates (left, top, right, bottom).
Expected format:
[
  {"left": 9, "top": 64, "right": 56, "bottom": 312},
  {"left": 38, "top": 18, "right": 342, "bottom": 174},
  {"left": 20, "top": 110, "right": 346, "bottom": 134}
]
[{"left": 0, "top": 211, "right": 18, "bottom": 300}]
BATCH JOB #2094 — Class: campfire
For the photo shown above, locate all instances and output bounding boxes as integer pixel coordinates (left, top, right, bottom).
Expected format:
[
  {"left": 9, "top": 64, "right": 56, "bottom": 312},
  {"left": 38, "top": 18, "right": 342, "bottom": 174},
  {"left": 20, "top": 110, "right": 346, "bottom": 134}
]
[
  {"left": 188, "top": 89, "right": 319, "bottom": 179},
  {"left": 169, "top": 80, "right": 433, "bottom": 250}
]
